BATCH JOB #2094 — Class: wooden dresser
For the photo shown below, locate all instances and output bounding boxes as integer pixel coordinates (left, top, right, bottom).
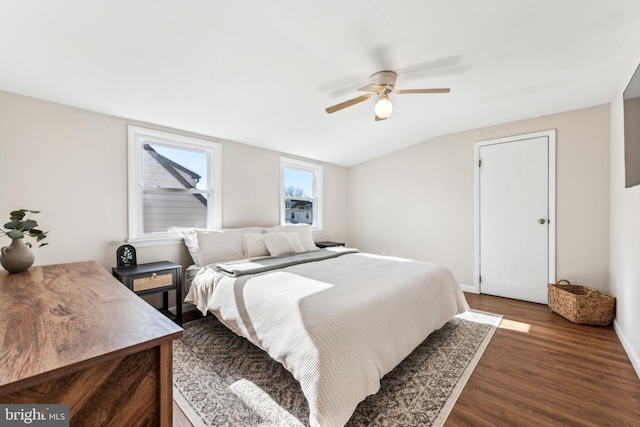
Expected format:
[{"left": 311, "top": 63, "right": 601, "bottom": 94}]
[{"left": 0, "top": 261, "right": 183, "bottom": 426}]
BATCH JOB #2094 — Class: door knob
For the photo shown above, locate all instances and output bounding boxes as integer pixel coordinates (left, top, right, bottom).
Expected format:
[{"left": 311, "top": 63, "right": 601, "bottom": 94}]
[{"left": 538, "top": 218, "right": 546, "bottom": 224}]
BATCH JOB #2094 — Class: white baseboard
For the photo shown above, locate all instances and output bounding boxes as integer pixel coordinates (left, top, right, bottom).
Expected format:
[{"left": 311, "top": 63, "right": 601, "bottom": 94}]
[
  {"left": 614, "top": 319, "right": 640, "bottom": 380},
  {"left": 459, "top": 283, "right": 479, "bottom": 294}
]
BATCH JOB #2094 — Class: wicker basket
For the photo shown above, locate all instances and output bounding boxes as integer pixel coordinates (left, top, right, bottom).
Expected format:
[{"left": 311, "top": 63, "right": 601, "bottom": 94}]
[{"left": 547, "top": 279, "right": 616, "bottom": 326}]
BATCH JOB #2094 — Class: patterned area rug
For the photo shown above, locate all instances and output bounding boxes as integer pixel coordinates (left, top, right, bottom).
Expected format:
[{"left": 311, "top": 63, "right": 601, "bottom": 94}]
[{"left": 173, "top": 310, "right": 502, "bottom": 427}]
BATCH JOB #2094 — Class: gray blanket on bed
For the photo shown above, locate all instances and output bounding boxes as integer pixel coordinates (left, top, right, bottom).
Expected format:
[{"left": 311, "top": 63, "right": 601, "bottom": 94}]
[{"left": 216, "top": 247, "right": 358, "bottom": 277}]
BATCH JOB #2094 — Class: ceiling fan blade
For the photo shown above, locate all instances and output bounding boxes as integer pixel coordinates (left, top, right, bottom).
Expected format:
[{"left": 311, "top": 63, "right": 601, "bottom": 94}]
[
  {"left": 325, "top": 94, "right": 373, "bottom": 114},
  {"left": 394, "top": 88, "right": 451, "bottom": 94},
  {"left": 358, "top": 83, "right": 385, "bottom": 93},
  {"left": 375, "top": 114, "right": 387, "bottom": 121}
]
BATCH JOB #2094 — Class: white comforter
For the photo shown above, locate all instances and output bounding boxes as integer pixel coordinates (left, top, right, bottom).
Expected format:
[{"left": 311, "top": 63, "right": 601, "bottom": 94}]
[{"left": 185, "top": 251, "right": 468, "bottom": 427}]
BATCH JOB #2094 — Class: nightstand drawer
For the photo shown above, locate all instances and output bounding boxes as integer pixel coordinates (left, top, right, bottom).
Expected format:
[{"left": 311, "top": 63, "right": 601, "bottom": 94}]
[{"left": 132, "top": 272, "right": 173, "bottom": 292}]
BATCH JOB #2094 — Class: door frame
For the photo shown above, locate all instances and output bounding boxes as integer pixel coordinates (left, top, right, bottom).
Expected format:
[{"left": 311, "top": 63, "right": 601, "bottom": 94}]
[{"left": 472, "top": 130, "right": 556, "bottom": 295}]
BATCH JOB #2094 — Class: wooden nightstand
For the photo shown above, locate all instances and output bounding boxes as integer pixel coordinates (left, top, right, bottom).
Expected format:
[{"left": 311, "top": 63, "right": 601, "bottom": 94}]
[
  {"left": 112, "top": 261, "right": 182, "bottom": 326},
  {"left": 315, "top": 241, "right": 346, "bottom": 248}
]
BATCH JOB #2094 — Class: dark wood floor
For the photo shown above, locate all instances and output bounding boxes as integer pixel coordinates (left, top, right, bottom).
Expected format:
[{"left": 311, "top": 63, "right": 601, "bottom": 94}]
[
  {"left": 448, "top": 293, "right": 640, "bottom": 426},
  {"left": 174, "top": 293, "right": 640, "bottom": 426}
]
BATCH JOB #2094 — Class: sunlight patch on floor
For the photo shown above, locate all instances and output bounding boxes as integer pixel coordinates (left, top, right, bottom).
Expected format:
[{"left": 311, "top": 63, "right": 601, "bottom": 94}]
[
  {"left": 229, "top": 379, "right": 304, "bottom": 427},
  {"left": 498, "top": 318, "right": 531, "bottom": 333},
  {"left": 456, "top": 309, "right": 503, "bottom": 327}
]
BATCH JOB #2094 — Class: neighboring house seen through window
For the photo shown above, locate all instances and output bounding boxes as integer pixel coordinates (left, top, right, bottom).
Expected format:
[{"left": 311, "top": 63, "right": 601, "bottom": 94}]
[
  {"left": 281, "top": 156, "right": 323, "bottom": 229},
  {"left": 128, "top": 125, "right": 221, "bottom": 243}
]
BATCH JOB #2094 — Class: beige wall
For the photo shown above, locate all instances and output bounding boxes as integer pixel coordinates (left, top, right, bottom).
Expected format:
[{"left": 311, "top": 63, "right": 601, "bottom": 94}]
[
  {"left": 0, "top": 89, "right": 348, "bottom": 273},
  {"left": 347, "top": 104, "right": 611, "bottom": 290},
  {"left": 610, "top": 46, "right": 640, "bottom": 377},
  {"left": 1, "top": 74, "right": 636, "bottom": 377}
]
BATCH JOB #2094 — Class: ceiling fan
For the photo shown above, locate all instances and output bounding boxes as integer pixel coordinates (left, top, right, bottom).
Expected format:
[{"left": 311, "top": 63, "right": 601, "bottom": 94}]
[{"left": 325, "top": 70, "right": 450, "bottom": 121}]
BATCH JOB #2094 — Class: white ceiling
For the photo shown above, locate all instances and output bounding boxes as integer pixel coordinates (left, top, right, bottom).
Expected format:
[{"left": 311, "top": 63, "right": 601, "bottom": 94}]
[{"left": 2, "top": 1, "right": 640, "bottom": 166}]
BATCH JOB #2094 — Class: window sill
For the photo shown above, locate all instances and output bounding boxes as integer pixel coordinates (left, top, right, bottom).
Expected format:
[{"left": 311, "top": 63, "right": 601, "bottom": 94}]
[{"left": 126, "top": 236, "right": 185, "bottom": 247}]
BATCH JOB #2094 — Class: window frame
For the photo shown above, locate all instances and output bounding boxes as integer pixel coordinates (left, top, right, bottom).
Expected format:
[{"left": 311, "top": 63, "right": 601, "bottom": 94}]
[
  {"left": 280, "top": 156, "right": 323, "bottom": 230},
  {"left": 127, "top": 125, "right": 222, "bottom": 245}
]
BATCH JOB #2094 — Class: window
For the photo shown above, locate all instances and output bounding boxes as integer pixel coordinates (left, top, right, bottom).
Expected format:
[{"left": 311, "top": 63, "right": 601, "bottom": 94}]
[
  {"left": 280, "top": 157, "right": 323, "bottom": 229},
  {"left": 128, "top": 125, "right": 221, "bottom": 244}
]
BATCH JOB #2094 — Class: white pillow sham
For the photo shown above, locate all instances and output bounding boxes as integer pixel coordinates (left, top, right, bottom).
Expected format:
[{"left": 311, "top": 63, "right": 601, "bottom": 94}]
[
  {"left": 264, "top": 224, "right": 316, "bottom": 252},
  {"left": 180, "top": 229, "right": 200, "bottom": 265},
  {"left": 168, "top": 226, "right": 205, "bottom": 265},
  {"left": 262, "top": 232, "right": 297, "bottom": 256},
  {"left": 243, "top": 233, "right": 270, "bottom": 258},
  {"left": 196, "top": 227, "right": 262, "bottom": 266},
  {"left": 285, "top": 232, "right": 306, "bottom": 253}
]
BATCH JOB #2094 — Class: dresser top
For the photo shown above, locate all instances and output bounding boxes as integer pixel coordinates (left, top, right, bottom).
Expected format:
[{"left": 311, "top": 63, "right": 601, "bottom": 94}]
[
  {"left": 0, "top": 261, "right": 183, "bottom": 394},
  {"left": 112, "top": 260, "right": 181, "bottom": 276}
]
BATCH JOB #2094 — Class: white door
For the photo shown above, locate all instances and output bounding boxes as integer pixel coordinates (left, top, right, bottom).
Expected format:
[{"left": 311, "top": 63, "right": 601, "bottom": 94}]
[{"left": 476, "top": 131, "right": 555, "bottom": 304}]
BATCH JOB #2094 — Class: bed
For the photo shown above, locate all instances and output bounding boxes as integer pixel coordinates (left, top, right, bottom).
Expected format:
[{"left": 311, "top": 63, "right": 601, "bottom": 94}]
[{"left": 183, "top": 224, "right": 468, "bottom": 427}]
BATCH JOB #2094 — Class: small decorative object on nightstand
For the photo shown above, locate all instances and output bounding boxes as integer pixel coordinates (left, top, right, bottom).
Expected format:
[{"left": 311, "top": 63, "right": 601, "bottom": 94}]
[
  {"left": 112, "top": 261, "right": 182, "bottom": 326},
  {"left": 315, "top": 241, "right": 346, "bottom": 248},
  {"left": 116, "top": 244, "right": 137, "bottom": 268}
]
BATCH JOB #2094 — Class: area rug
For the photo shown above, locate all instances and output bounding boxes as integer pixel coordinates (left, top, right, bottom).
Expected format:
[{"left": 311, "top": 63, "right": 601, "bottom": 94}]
[{"left": 173, "top": 309, "right": 502, "bottom": 427}]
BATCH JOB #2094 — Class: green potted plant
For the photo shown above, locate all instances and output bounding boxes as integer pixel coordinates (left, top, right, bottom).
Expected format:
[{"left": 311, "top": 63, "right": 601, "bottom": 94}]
[{"left": 1, "top": 209, "right": 49, "bottom": 273}]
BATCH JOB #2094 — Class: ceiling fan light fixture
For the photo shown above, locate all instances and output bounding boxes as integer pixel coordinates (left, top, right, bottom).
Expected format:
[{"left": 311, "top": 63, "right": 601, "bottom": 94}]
[
  {"left": 324, "top": 69, "right": 450, "bottom": 119},
  {"left": 375, "top": 96, "right": 393, "bottom": 119}
]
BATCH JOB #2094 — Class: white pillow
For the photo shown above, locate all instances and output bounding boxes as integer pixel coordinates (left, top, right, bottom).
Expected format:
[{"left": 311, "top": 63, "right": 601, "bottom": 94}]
[
  {"left": 264, "top": 224, "right": 316, "bottom": 251},
  {"left": 243, "top": 233, "right": 269, "bottom": 258},
  {"left": 286, "top": 232, "right": 306, "bottom": 253},
  {"left": 181, "top": 229, "right": 199, "bottom": 265},
  {"left": 196, "top": 227, "right": 262, "bottom": 265},
  {"left": 168, "top": 226, "right": 203, "bottom": 265},
  {"left": 262, "top": 232, "right": 297, "bottom": 256}
]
